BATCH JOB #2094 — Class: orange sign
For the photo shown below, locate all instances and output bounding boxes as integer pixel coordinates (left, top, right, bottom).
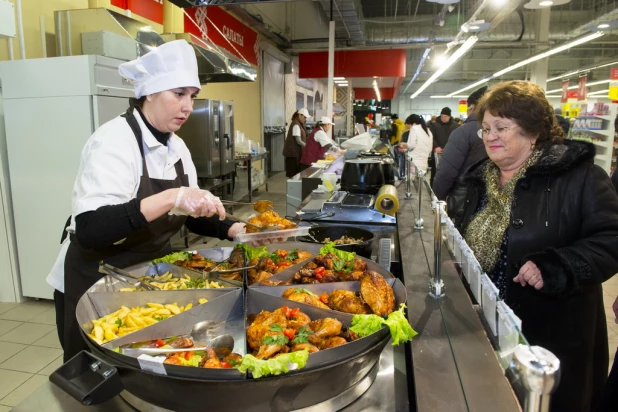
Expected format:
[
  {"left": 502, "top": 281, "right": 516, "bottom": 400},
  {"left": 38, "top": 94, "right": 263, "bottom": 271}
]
[
  {"left": 561, "top": 80, "right": 569, "bottom": 103},
  {"left": 611, "top": 67, "right": 618, "bottom": 80}
]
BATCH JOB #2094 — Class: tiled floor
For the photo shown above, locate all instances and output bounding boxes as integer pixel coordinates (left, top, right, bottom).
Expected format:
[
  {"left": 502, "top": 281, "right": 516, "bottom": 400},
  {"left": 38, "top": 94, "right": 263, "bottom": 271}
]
[{"left": 0, "top": 171, "right": 617, "bottom": 407}]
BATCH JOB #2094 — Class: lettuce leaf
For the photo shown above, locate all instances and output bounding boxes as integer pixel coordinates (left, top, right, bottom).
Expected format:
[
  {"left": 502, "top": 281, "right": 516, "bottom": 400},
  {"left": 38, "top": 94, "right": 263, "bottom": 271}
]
[
  {"left": 153, "top": 252, "right": 191, "bottom": 264},
  {"left": 319, "top": 242, "right": 355, "bottom": 262},
  {"left": 236, "top": 244, "right": 269, "bottom": 261},
  {"left": 350, "top": 304, "right": 417, "bottom": 346},
  {"left": 236, "top": 350, "right": 309, "bottom": 379}
]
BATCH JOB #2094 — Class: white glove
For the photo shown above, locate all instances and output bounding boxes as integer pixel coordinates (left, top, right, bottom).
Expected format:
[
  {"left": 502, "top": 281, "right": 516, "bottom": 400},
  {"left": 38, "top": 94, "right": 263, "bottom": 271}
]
[
  {"left": 169, "top": 187, "right": 226, "bottom": 219},
  {"left": 227, "top": 222, "right": 246, "bottom": 238},
  {"left": 337, "top": 148, "right": 346, "bottom": 156}
]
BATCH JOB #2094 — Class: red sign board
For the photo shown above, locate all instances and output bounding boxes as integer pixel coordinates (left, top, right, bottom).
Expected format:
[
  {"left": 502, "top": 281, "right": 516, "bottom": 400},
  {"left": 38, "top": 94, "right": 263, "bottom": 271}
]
[
  {"left": 567, "top": 91, "right": 578, "bottom": 99},
  {"left": 185, "top": 7, "right": 260, "bottom": 67},
  {"left": 611, "top": 67, "right": 618, "bottom": 80},
  {"left": 110, "top": 0, "right": 163, "bottom": 25},
  {"left": 577, "top": 75, "right": 587, "bottom": 101},
  {"left": 561, "top": 80, "right": 569, "bottom": 103}
]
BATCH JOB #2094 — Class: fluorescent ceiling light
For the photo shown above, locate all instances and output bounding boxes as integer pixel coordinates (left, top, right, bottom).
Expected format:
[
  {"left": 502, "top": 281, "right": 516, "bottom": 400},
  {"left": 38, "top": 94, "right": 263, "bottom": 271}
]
[
  {"left": 373, "top": 80, "right": 381, "bottom": 102},
  {"left": 334, "top": 77, "right": 345, "bottom": 80},
  {"left": 588, "top": 89, "right": 610, "bottom": 96},
  {"left": 433, "top": 53, "right": 447, "bottom": 67},
  {"left": 598, "top": 24, "right": 610, "bottom": 29},
  {"left": 493, "top": 32, "right": 604, "bottom": 78},
  {"left": 547, "top": 60, "right": 618, "bottom": 82},
  {"left": 430, "top": 95, "right": 468, "bottom": 98},
  {"left": 447, "top": 78, "right": 490, "bottom": 97},
  {"left": 411, "top": 36, "right": 478, "bottom": 99},
  {"left": 539, "top": 1, "right": 553, "bottom": 6}
]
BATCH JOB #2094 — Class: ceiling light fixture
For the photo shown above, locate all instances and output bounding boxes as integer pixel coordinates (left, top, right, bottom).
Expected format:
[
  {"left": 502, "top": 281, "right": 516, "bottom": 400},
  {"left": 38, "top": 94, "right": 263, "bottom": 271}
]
[
  {"left": 433, "top": 53, "right": 447, "bottom": 67},
  {"left": 373, "top": 80, "right": 381, "bottom": 102},
  {"left": 334, "top": 77, "right": 345, "bottom": 80},
  {"left": 587, "top": 89, "right": 610, "bottom": 97},
  {"left": 430, "top": 95, "right": 469, "bottom": 98},
  {"left": 539, "top": 1, "right": 553, "bottom": 6},
  {"left": 411, "top": 36, "right": 478, "bottom": 99},
  {"left": 545, "top": 79, "right": 611, "bottom": 94},
  {"left": 447, "top": 78, "right": 490, "bottom": 97},
  {"left": 598, "top": 23, "right": 610, "bottom": 29},
  {"left": 524, "top": 0, "right": 570, "bottom": 9},
  {"left": 493, "top": 32, "right": 604, "bottom": 78},
  {"left": 547, "top": 60, "right": 618, "bottom": 82}
]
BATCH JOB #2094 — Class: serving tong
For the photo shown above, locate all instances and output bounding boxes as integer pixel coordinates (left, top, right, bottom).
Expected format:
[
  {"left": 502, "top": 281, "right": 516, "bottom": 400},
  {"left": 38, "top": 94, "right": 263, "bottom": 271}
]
[
  {"left": 98, "top": 262, "right": 159, "bottom": 291},
  {"left": 221, "top": 199, "right": 274, "bottom": 213}
]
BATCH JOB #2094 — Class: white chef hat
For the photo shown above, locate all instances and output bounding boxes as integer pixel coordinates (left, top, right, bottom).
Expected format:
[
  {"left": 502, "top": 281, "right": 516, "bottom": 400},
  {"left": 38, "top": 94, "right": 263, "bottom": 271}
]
[
  {"left": 119, "top": 40, "right": 201, "bottom": 98},
  {"left": 319, "top": 116, "right": 334, "bottom": 125}
]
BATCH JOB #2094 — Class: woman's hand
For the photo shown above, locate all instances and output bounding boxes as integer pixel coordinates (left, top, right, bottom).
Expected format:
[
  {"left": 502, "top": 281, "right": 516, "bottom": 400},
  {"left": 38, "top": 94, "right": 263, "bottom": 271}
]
[
  {"left": 399, "top": 142, "right": 409, "bottom": 150},
  {"left": 513, "top": 261, "right": 544, "bottom": 290},
  {"left": 169, "top": 187, "right": 226, "bottom": 219}
]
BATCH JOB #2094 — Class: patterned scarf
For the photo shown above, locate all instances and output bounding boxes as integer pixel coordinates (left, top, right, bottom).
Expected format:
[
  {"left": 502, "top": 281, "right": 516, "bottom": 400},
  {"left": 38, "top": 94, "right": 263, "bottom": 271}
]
[{"left": 465, "top": 150, "right": 542, "bottom": 273}]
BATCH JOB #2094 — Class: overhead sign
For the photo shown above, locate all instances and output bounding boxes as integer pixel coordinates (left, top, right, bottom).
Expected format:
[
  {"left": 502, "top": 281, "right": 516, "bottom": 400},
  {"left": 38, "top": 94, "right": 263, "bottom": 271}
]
[
  {"left": 110, "top": 0, "right": 163, "bottom": 24},
  {"left": 577, "top": 75, "right": 587, "bottom": 101},
  {"left": 561, "top": 80, "right": 569, "bottom": 103},
  {"left": 184, "top": 7, "right": 260, "bottom": 66},
  {"left": 611, "top": 67, "right": 618, "bottom": 80}
]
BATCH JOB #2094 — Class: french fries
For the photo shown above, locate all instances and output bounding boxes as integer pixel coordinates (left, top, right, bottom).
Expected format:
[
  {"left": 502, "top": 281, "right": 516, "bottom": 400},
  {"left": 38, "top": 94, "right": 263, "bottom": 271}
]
[
  {"left": 118, "top": 272, "right": 224, "bottom": 292},
  {"left": 87, "top": 299, "right": 209, "bottom": 345}
]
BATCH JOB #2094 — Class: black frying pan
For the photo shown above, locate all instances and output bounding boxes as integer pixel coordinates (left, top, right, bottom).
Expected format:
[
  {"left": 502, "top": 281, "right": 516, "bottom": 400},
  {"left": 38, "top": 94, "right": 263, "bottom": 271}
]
[{"left": 298, "top": 226, "right": 374, "bottom": 258}]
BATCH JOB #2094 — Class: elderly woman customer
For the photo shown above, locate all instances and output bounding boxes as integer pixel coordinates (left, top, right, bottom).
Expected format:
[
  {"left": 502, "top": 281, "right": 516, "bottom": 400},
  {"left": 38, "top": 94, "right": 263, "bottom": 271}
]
[{"left": 457, "top": 81, "right": 618, "bottom": 412}]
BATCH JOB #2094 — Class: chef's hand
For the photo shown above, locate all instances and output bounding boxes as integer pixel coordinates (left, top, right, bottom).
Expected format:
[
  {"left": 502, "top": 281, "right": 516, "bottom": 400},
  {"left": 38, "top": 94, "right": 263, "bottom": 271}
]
[
  {"left": 434, "top": 147, "right": 443, "bottom": 154},
  {"left": 169, "top": 187, "right": 226, "bottom": 219},
  {"left": 612, "top": 296, "right": 618, "bottom": 324},
  {"left": 513, "top": 261, "right": 544, "bottom": 290},
  {"left": 337, "top": 148, "right": 346, "bottom": 156},
  {"left": 228, "top": 222, "right": 246, "bottom": 239}
]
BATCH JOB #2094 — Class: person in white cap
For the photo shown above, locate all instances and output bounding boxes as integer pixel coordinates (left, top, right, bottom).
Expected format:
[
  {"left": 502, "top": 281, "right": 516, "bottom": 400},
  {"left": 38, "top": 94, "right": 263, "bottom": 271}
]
[
  {"left": 283, "top": 108, "right": 311, "bottom": 177},
  {"left": 300, "top": 116, "right": 344, "bottom": 168},
  {"left": 47, "top": 40, "right": 247, "bottom": 361}
]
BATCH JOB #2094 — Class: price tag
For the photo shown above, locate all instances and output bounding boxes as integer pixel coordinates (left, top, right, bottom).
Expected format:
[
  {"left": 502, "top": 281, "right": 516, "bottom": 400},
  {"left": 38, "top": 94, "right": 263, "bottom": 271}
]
[
  {"left": 461, "top": 251, "right": 470, "bottom": 281},
  {"left": 137, "top": 354, "right": 168, "bottom": 375},
  {"left": 481, "top": 275, "right": 499, "bottom": 336},
  {"left": 469, "top": 264, "right": 482, "bottom": 302},
  {"left": 497, "top": 302, "right": 519, "bottom": 357}
]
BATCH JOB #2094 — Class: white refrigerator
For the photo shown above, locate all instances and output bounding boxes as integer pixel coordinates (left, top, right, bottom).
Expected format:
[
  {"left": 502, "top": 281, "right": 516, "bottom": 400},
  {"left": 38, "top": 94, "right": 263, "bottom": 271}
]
[{"left": 0, "top": 55, "right": 133, "bottom": 299}]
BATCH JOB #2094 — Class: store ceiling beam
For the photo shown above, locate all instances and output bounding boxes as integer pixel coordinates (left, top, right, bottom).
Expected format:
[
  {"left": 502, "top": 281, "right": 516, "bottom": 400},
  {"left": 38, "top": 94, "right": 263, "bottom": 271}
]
[{"left": 223, "top": 5, "right": 290, "bottom": 48}]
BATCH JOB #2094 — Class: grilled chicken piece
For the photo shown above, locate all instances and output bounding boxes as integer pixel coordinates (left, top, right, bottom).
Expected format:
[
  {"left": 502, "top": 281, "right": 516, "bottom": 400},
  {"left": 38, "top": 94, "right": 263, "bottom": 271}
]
[
  {"left": 228, "top": 247, "right": 245, "bottom": 268},
  {"left": 291, "top": 343, "right": 320, "bottom": 353},
  {"left": 260, "top": 279, "right": 282, "bottom": 286},
  {"left": 282, "top": 288, "right": 331, "bottom": 310},
  {"left": 340, "top": 329, "right": 360, "bottom": 342},
  {"left": 251, "top": 271, "right": 273, "bottom": 285},
  {"left": 315, "top": 254, "right": 335, "bottom": 270},
  {"left": 352, "top": 258, "right": 367, "bottom": 272},
  {"left": 246, "top": 309, "right": 288, "bottom": 350},
  {"left": 167, "top": 337, "right": 194, "bottom": 349},
  {"left": 223, "top": 353, "right": 242, "bottom": 364},
  {"left": 303, "top": 261, "right": 318, "bottom": 270},
  {"left": 318, "top": 336, "right": 348, "bottom": 350},
  {"left": 295, "top": 251, "right": 314, "bottom": 263},
  {"left": 202, "top": 348, "right": 222, "bottom": 368},
  {"left": 339, "top": 270, "right": 364, "bottom": 282},
  {"left": 220, "top": 272, "right": 242, "bottom": 281},
  {"left": 287, "top": 311, "right": 311, "bottom": 331},
  {"left": 359, "top": 271, "right": 396, "bottom": 316},
  {"left": 308, "top": 318, "right": 343, "bottom": 344},
  {"left": 255, "top": 341, "right": 285, "bottom": 359},
  {"left": 163, "top": 355, "right": 183, "bottom": 365},
  {"left": 327, "top": 290, "right": 372, "bottom": 314}
]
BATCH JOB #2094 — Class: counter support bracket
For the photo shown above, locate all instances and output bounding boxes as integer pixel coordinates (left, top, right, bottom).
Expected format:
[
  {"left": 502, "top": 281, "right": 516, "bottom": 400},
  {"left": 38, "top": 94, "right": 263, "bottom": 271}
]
[
  {"left": 430, "top": 200, "right": 445, "bottom": 298},
  {"left": 512, "top": 345, "right": 561, "bottom": 412}
]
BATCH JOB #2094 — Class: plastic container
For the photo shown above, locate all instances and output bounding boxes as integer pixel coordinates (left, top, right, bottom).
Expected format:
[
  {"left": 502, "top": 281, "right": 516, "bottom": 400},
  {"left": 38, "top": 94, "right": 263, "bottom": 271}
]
[
  {"left": 321, "top": 172, "right": 338, "bottom": 192},
  {"left": 235, "top": 226, "right": 311, "bottom": 244}
]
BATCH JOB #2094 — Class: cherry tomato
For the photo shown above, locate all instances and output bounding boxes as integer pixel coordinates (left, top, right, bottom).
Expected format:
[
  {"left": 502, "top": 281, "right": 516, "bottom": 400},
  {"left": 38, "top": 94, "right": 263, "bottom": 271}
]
[
  {"left": 282, "top": 306, "right": 300, "bottom": 319},
  {"left": 289, "top": 308, "right": 299, "bottom": 318},
  {"left": 282, "top": 305, "right": 289, "bottom": 316},
  {"left": 278, "top": 250, "right": 288, "bottom": 258},
  {"left": 184, "top": 351, "right": 192, "bottom": 360},
  {"left": 155, "top": 339, "right": 166, "bottom": 348},
  {"left": 220, "top": 361, "right": 232, "bottom": 369},
  {"left": 320, "top": 292, "right": 329, "bottom": 304},
  {"left": 284, "top": 329, "right": 296, "bottom": 341},
  {"left": 314, "top": 267, "right": 325, "bottom": 276}
]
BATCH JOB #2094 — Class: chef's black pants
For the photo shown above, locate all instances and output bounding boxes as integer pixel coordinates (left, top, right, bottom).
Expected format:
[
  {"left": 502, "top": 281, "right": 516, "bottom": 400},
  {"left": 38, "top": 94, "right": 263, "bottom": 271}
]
[
  {"left": 597, "top": 348, "right": 618, "bottom": 411},
  {"left": 285, "top": 156, "right": 301, "bottom": 178},
  {"left": 53, "top": 289, "right": 65, "bottom": 350}
]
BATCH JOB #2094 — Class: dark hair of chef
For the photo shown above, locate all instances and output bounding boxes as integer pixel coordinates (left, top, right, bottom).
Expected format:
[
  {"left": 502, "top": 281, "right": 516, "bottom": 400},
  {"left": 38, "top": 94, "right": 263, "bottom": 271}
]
[{"left": 54, "top": 40, "right": 245, "bottom": 362}]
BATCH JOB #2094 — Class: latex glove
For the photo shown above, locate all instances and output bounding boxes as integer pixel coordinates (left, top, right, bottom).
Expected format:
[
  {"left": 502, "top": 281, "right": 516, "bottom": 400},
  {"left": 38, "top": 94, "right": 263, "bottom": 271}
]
[
  {"left": 337, "top": 148, "right": 346, "bottom": 156},
  {"left": 513, "top": 261, "right": 544, "bottom": 290},
  {"left": 227, "top": 222, "right": 246, "bottom": 239},
  {"left": 169, "top": 187, "right": 226, "bottom": 219}
]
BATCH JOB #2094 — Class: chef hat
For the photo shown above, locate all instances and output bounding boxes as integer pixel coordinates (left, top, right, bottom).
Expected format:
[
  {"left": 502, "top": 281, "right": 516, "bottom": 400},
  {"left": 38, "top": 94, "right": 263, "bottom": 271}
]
[
  {"left": 319, "top": 116, "right": 334, "bottom": 125},
  {"left": 119, "top": 40, "right": 201, "bottom": 98}
]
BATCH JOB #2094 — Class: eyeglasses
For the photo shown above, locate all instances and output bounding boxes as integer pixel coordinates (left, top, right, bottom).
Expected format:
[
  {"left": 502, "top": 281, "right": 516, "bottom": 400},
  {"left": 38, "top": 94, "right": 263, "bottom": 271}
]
[{"left": 477, "top": 126, "right": 516, "bottom": 139}]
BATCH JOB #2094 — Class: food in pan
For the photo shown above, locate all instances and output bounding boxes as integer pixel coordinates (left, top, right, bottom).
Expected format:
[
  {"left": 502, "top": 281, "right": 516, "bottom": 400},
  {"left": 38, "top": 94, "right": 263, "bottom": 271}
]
[
  {"left": 323, "top": 235, "right": 364, "bottom": 245},
  {"left": 164, "top": 348, "right": 243, "bottom": 368},
  {"left": 279, "top": 272, "right": 395, "bottom": 316},
  {"left": 88, "top": 301, "right": 207, "bottom": 345},
  {"left": 245, "top": 210, "right": 298, "bottom": 233},
  {"left": 119, "top": 273, "right": 225, "bottom": 291},
  {"left": 246, "top": 305, "right": 359, "bottom": 360},
  {"left": 241, "top": 245, "right": 313, "bottom": 285},
  {"left": 153, "top": 247, "right": 245, "bottom": 282}
]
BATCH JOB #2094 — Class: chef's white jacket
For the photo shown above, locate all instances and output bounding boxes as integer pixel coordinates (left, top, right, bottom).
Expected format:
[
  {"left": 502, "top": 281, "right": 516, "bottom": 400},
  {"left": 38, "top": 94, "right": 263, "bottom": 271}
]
[
  {"left": 406, "top": 124, "right": 433, "bottom": 173},
  {"left": 46, "top": 111, "right": 199, "bottom": 292}
]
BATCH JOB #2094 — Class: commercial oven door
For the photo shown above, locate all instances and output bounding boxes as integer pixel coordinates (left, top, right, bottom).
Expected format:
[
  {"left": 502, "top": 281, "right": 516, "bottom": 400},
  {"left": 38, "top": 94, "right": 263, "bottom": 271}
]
[
  {"left": 177, "top": 99, "right": 219, "bottom": 178},
  {"left": 220, "top": 100, "right": 235, "bottom": 175}
]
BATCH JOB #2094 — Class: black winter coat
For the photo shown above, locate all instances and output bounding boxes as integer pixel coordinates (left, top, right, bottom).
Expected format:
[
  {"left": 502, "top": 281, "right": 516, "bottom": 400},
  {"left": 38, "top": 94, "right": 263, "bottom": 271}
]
[
  {"left": 432, "top": 114, "right": 487, "bottom": 224},
  {"left": 458, "top": 140, "right": 618, "bottom": 412},
  {"left": 429, "top": 117, "right": 459, "bottom": 150}
]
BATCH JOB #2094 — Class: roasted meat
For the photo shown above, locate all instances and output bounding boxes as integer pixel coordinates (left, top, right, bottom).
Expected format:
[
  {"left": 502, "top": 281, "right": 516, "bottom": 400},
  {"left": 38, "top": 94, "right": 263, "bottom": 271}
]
[
  {"left": 340, "top": 329, "right": 360, "bottom": 342},
  {"left": 255, "top": 341, "right": 285, "bottom": 359},
  {"left": 352, "top": 258, "right": 367, "bottom": 272},
  {"left": 223, "top": 353, "right": 242, "bottom": 364},
  {"left": 318, "top": 336, "right": 348, "bottom": 350},
  {"left": 308, "top": 318, "right": 343, "bottom": 344},
  {"left": 200, "top": 348, "right": 222, "bottom": 368},
  {"left": 167, "top": 337, "right": 194, "bottom": 349},
  {"left": 228, "top": 247, "right": 245, "bottom": 268},
  {"left": 314, "top": 254, "right": 335, "bottom": 270},
  {"left": 282, "top": 288, "right": 330, "bottom": 310},
  {"left": 295, "top": 251, "right": 313, "bottom": 263},
  {"left": 287, "top": 311, "right": 311, "bottom": 331},
  {"left": 291, "top": 343, "right": 319, "bottom": 353},
  {"left": 339, "top": 270, "right": 364, "bottom": 282},
  {"left": 327, "top": 290, "right": 372, "bottom": 314},
  {"left": 359, "top": 271, "right": 396, "bottom": 316},
  {"left": 246, "top": 309, "right": 288, "bottom": 350},
  {"left": 252, "top": 271, "right": 274, "bottom": 284},
  {"left": 246, "top": 210, "right": 297, "bottom": 233}
]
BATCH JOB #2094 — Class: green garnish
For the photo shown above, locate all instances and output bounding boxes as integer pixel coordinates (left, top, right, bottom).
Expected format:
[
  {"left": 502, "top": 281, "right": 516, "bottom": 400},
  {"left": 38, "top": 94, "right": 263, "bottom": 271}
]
[
  {"left": 236, "top": 350, "right": 309, "bottom": 379},
  {"left": 292, "top": 288, "right": 316, "bottom": 296},
  {"left": 115, "top": 318, "right": 122, "bottom": 327},
  {"left": 286, "top": 249, "right": 299, "bottom": 262},
  {"left": 269, "top": 324, "right": 284, "bottom": 332},
  {"left": 153, "top": 251, "right": 191, "bottom": 264},
  {"left": 291, "top": 326, "right": 313, "bottom": 344},
  {"left": 349, "top": 304, "right": 418, "bottom": 346},
  {"left": 263, "top": 334, "right": 289, "bottom": 346}
]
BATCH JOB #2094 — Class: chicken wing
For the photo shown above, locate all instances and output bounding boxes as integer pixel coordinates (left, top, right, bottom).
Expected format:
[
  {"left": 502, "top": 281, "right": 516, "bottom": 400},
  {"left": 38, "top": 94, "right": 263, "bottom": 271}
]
[
  {"left": 327, "top": 290, "right": 372, "bottom": 314},
  {"left": 246, "top": 309, "right": 288, "bottom": 350},
  {"left": 308, "top": 318, "right": 343, "bottom": 344},
  {"left": 359, "top": 271, "right": 396, "bottom": 316},
  {"left": 282, "top": 288, "right": 331, "bottom": 310},
  {"left": 318, "top": 336, "right": 348, "bottom": 350},
  {"left": 287, "top": 311, "right": 311, "bottom": 331},
  {"left": 291, "top": 343, "right": 320, "bottom": 353},
  {"left": 202, "top": 348, "right": 222, "bottom": 368}
]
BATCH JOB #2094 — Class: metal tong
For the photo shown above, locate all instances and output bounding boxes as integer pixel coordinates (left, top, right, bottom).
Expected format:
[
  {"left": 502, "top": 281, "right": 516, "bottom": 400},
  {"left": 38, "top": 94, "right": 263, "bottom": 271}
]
[
  {"left": 225, "top": 214, "right": 282, "bottom": 232},
  {"left": 98, "top": 262, "right": 159, "bottom": 291}
]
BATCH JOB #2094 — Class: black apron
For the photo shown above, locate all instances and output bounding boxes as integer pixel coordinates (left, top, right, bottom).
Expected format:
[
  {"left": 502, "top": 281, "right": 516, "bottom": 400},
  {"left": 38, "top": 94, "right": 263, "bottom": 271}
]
[{"left": 63, "top": 107, "right": 188, "bottom": 362}]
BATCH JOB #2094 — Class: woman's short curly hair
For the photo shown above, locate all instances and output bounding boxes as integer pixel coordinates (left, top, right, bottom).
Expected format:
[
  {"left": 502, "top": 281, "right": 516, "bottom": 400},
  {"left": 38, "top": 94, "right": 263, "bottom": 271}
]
[{"left": 475, "top": 80, "right": 564, "bottom": 150}]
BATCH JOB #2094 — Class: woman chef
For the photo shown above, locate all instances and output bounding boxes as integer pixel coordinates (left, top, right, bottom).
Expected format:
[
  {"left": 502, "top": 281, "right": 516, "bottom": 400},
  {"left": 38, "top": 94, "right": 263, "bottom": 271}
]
[
  {"left": 47, "top": 40, "right": 247, "bottom": 362},
  {"left": 300, "top": 116, "right": 345, "bottom": 167}
]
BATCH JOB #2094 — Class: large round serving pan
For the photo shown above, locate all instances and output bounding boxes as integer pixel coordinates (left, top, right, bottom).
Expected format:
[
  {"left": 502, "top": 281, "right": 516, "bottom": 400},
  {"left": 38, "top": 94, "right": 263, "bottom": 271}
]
[{"left": 296, "top": 226, "right": 374, "bottom": 258}]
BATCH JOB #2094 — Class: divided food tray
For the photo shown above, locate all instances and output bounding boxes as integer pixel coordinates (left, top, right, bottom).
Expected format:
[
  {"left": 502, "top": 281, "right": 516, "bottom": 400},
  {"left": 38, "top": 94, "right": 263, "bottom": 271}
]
[{"left": 235, "top": 225, "right": 311, "bottom": 243}]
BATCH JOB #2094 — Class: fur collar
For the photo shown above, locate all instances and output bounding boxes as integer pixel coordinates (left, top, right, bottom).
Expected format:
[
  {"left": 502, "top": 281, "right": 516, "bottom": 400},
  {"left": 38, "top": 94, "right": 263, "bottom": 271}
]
[{"left": 464, "top": 140, "right": 595, "bottom": 185}]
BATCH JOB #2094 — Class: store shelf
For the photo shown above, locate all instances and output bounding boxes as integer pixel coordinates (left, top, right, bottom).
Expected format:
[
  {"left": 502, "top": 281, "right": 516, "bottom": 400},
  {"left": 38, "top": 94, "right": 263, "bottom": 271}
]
[
  {"left": 576, "top": 115, "right": 612, "bottom": 120},
  {"left": 572, "top": 128, "right": 605, "bottom": 132}
]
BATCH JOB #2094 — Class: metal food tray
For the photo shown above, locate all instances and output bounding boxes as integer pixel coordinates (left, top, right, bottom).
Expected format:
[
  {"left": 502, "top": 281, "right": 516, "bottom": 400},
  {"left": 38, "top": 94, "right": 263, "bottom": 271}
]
[
  {"left": 251, "top": 253, "right": 395, "bottom": 287},
  {"left": 251, "top": 278, "right": 407, "bottom": 317},
  {"left": 235, "top": 226, "right": 311, "bottom": 243}
]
